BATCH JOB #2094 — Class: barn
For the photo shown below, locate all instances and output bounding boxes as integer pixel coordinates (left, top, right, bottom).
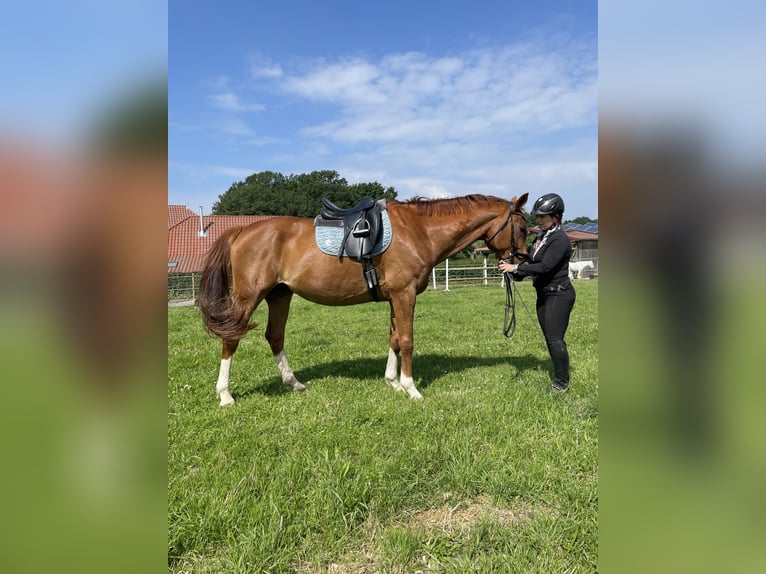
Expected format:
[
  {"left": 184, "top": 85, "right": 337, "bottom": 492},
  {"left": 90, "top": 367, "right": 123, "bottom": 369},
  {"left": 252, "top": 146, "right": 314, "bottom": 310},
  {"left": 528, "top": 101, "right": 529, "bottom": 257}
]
[{"left": 563, "top": 222, "right": 598, "bottom": 278}]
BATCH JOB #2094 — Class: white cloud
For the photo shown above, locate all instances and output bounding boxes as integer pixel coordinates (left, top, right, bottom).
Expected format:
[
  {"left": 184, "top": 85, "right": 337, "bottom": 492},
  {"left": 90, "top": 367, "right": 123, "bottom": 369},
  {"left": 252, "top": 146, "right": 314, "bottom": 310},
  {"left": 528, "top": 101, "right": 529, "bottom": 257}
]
[
  {"left": 210, "top": 165, "right": 255, "bottom": 179},
  {"left": 181, "top": 40, "right": 597, "bottom": 216},
  {"left": 207, "top": 91, "right": 264, "bottom": 112},
  {"left": 169, "top": 161, "right": 254, "bottom": 180},
  {"left": 250, "top": 55, "right": 283, "bottom": 78},
  {"left": 206, "top": 75, "right": 231, "bottom": 89},
  {"left": 275, "top": 44, "right": 595, "bottom": 146},
  {"left": 245, "top": 135, "right": 289, "bottom": 147},
  {"left": 281, "top": 58, "right": 384, "bottom": 105},
  {"left": 389, "top": 177, "right": 454, "bottom": 199},
  {"left": 331, "top": 135, "right": 596, "bottom": 213},
  {"left": 216, "top": 117, "right": 256, "bottom": 136},
  {"left": 168, "top": 161, "right": 199, "bottom": 177}
]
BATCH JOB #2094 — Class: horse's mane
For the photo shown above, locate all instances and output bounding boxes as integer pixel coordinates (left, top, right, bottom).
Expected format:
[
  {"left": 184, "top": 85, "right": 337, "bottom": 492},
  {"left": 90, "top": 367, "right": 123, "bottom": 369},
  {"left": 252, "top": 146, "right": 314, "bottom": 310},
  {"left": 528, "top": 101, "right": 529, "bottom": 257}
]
[{"left": 396, "top": 194, "right": 508, "bottom": 217}]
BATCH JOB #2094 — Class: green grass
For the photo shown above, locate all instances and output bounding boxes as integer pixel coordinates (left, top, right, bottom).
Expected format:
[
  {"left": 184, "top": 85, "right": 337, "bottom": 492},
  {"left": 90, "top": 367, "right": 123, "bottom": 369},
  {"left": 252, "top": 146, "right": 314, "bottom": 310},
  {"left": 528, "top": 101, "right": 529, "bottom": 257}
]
[{"left": 168, "top": 281, "right": 598, "bottom": 573}]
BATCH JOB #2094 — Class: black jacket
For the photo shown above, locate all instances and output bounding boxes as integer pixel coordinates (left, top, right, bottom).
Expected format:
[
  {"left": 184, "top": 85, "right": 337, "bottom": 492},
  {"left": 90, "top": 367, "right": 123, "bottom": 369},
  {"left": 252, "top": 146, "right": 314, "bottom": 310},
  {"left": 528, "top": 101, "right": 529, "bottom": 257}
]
[{"left": 514, "top": 225, "right": 571, "bottom": 290}]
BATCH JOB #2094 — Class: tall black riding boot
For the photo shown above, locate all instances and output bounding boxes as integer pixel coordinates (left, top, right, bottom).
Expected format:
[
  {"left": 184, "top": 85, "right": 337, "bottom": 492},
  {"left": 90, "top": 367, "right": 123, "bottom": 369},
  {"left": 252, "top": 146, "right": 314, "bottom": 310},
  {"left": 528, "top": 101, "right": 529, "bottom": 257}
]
[{"left": 548, "top": 340, "right": 570, "bottom": 391}]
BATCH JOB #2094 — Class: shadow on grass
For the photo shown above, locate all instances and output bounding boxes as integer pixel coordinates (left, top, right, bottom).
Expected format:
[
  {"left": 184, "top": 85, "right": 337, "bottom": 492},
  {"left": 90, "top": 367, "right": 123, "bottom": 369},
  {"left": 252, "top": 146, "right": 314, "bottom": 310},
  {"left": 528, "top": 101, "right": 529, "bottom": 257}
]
[
  {"left": 505, "top": 353, "right": 552, "bottom": 380},
  {"left": 235, "top": 353, "right": 549, "bottom": 399}
]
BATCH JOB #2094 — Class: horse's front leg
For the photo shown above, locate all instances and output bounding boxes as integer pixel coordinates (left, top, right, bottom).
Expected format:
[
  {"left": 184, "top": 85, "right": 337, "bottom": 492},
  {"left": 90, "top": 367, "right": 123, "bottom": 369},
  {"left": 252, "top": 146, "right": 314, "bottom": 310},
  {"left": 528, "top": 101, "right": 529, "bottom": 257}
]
[
  {"left": 389, "top": 294, "right": 422, "bottom": 400},
  {"left": 386, "top": 303, "right": 404, "bottom": 392},
  {"left": 266, "top": 287, "right": 306, "bottom": 392}
]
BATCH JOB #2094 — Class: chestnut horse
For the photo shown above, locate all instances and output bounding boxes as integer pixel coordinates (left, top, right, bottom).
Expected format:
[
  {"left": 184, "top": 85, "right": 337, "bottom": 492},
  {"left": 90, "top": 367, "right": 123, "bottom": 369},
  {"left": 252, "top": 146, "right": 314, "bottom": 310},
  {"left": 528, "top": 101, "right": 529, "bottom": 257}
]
[{"left": 198, "top": 193, "right": 529, "bottom": 405}]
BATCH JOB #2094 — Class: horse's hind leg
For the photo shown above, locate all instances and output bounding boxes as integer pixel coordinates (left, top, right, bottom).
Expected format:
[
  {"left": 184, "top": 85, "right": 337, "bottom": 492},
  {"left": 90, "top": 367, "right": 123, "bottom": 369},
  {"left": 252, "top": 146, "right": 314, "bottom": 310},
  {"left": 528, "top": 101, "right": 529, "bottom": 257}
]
[
  {"left": 215, "top": 293, "right": 259, "bottom": 406},
  {"left": 265, "top": 285, "right": 306, "bottom": 392},
  {"left": 216, "top": 340, "right": 239, "bottom": 406}
]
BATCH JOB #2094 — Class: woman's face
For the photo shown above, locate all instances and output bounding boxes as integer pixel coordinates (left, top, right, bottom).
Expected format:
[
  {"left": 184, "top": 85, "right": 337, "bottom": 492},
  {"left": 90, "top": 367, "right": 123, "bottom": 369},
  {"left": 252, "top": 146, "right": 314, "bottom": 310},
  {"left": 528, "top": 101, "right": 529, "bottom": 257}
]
[{"left": 535, "top": 213, "right": 556, "bottom": 230}]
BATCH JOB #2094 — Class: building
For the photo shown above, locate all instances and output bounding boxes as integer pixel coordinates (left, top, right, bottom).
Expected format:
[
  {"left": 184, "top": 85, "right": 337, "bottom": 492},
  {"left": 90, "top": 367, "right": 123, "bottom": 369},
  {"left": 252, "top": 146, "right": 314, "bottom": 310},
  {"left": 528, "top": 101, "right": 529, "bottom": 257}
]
[
  {"left": 562, "top": 223, "right": 598, "bottom": 277},
  {"left": 168, "top": 205, "right": 272, "bottom": 274}
]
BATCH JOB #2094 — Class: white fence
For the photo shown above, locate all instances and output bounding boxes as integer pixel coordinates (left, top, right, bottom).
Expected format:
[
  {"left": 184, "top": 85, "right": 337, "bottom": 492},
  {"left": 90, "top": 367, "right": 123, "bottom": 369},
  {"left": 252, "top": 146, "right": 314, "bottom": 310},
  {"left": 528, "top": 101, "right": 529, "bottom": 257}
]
[
  {"left": 429, "top": 258, "right": 503, "bottom": 290},
  {"left": 429, "top": 257, "right": 598, "bottom": 290}
]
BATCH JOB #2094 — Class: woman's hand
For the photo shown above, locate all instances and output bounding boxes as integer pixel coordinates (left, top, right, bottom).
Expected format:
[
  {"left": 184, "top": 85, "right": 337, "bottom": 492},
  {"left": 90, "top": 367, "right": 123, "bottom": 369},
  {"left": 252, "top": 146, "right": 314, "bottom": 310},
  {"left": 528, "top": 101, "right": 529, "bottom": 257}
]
[{"left": 498, "top": 260, "right": 518, "bottom": 273}]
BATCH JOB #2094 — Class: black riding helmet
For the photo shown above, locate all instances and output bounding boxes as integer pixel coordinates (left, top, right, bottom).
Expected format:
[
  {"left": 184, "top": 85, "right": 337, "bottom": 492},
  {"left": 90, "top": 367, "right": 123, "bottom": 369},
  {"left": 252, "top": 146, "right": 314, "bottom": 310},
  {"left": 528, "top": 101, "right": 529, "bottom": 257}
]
[{"left": 531, "top": 193, "right": 565, "bottom": 216}]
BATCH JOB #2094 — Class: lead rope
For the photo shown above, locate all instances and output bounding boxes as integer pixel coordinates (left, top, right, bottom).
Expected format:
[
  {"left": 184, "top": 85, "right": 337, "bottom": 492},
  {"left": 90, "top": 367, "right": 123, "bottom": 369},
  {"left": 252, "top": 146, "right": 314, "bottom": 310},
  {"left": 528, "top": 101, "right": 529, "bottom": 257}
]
[
  {"left": 502, "top": 272, "right": 539, "bottom": 339},
  {"left": 502, "top": 272, "right": 517, "bottom": 338}
]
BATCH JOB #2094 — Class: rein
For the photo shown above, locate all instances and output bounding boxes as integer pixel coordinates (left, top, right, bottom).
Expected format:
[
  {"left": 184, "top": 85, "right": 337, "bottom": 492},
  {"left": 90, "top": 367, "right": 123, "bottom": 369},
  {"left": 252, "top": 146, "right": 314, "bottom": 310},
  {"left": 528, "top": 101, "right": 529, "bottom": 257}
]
[
  {"left": 493, "top": 206, "right": 533, "bottom": 339},
  {"left": 502, "top": 272, "right": 537, "bottom": 338},
  {"left": 502, "top": 272, "right": 517, "bottom": 338}
]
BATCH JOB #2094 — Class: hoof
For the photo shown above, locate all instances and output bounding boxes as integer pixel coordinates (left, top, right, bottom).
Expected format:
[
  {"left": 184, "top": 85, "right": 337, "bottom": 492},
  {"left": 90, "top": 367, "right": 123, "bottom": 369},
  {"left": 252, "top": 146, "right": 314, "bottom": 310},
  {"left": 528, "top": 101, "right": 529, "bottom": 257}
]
[
  {"left": 386, "top": 379, "right": 404, "bottom": 392},
  {"left": 400, "top": 377, "right": 423, "bottom": 400},
  {"left": 284, "top": 379, "right": 307, "bottom": 392},
  {"left": 219, "top": 390, "right": 235, "bottom": 406}
]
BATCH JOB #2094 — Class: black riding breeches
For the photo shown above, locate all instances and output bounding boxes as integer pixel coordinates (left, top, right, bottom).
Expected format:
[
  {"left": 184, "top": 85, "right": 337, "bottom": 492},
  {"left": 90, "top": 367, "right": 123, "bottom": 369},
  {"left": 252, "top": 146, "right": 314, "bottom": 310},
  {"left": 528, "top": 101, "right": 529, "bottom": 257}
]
[{"left": 536, "top": 286, "right": 576, "bottom": 344}]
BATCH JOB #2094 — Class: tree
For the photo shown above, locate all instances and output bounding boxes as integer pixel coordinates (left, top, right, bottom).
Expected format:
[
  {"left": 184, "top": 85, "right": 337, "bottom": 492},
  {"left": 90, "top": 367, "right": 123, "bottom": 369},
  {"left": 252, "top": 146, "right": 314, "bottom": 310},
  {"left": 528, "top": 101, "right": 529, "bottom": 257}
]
[
  {"left": 564, "top": 216, "right": 598, "bottom": 225},
  {"left": 212, "top": 170, "right": 397, "bottom": 217}
]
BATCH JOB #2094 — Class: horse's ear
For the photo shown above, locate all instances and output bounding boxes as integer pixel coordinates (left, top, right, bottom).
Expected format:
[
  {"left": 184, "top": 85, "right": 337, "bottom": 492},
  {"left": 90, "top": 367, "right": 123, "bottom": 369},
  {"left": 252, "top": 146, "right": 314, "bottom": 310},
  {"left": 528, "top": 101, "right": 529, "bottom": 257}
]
[{"left": 514, "top": 192, "right": 529, "bottom": 211}]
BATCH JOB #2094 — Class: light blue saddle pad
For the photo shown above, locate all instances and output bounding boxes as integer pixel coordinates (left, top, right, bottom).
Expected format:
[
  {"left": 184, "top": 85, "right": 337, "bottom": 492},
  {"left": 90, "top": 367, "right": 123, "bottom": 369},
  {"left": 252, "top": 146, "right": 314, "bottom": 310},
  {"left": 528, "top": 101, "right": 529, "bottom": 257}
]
[{"left": 314, "top": 208, "right": 393, "bottom": 257}]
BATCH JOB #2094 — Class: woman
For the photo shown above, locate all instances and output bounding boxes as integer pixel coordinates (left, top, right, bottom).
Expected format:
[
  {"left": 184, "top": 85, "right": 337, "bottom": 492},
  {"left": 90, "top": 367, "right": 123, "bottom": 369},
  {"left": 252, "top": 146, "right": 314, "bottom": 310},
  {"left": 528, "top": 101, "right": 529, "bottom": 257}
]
[{"left": 499, "top": 193, "right": 575, "bottom": 392}]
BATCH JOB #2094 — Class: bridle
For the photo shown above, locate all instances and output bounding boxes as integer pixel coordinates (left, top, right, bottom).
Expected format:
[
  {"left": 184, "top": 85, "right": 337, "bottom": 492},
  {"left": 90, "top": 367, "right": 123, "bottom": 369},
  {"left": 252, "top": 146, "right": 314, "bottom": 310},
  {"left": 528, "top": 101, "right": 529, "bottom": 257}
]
[
  {"left": 487, "top": 206, "right": 535, "bottom": 338},
  {"left": 486, "top": 207, "right": 529, "bottom": 264}
]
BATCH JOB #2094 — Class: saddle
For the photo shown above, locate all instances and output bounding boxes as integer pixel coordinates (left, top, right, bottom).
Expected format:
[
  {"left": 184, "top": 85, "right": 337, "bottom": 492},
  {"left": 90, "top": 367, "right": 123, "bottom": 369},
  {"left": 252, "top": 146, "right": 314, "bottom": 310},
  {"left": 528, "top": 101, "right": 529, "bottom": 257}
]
[
  {"left": 316, "top": 196, "right": 384, "bottom": 262},
  {"left": 314, "top": 196, "right": 388, "bottom": 301}
]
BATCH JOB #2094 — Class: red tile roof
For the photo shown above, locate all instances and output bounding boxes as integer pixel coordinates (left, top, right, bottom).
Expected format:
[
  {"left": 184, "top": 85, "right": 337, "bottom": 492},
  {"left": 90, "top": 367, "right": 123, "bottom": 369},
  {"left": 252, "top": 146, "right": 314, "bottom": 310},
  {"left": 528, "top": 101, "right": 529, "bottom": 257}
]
[
  {"left": 168, "top": 205, "right": 196, "bottom": 230},
  {"left": 168, "top": 205, "right": 273, "bottom": 273}
]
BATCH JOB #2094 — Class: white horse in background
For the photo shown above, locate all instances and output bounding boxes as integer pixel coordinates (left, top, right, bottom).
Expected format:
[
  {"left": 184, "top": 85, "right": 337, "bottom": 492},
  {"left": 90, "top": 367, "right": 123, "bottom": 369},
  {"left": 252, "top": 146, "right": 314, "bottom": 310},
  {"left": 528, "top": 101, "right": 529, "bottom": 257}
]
[{"left": 569, "top": 260, "right": 595, "bottom": 279}]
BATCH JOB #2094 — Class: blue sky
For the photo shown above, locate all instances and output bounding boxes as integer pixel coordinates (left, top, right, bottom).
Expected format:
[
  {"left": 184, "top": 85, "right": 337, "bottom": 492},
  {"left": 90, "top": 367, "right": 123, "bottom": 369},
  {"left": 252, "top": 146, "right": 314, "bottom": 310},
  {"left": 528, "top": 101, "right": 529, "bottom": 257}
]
[{"left": 169, "top": 1, "right": 597, "bottom": 218}]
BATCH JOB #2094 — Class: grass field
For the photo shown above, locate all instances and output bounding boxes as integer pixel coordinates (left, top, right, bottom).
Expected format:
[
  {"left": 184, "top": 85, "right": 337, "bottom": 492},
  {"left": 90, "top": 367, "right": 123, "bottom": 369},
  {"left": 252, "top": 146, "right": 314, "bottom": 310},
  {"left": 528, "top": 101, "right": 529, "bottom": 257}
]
[{"left": 168, "top": 281, "right": 598, "bottom": 573}]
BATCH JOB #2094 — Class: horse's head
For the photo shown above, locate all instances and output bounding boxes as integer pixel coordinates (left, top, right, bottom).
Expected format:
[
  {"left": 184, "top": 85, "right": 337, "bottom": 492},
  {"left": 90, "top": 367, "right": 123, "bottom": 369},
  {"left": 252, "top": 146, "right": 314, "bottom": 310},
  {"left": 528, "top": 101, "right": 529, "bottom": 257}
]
[{"left": 485, "top": 193, "right": 529, "bottom": 263}]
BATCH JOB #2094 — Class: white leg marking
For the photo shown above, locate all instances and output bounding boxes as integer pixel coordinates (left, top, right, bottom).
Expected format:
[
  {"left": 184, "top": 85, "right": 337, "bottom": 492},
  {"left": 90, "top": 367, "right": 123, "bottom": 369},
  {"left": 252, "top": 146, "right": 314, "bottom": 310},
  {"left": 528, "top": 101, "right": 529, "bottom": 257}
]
[
  {"left": 385, "top": 348, "right": 403, "bottom": 390},
  {"left": 399, "top": 374, "right": 423, "bottom": 400},
  {"left": 216, "top": 357, "right": 235, "bottom": 406},
  {"left": 274, "top": 350, "right": 306, "bottom": 391}
]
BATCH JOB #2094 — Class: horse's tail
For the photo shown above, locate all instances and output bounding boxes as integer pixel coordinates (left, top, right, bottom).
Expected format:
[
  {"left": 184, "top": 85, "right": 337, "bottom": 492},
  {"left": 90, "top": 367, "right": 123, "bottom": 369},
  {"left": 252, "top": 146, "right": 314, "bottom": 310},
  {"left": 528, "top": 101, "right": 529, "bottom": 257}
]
[{"left": 197, "top": 227, "right": 257, "bottom": 341}]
